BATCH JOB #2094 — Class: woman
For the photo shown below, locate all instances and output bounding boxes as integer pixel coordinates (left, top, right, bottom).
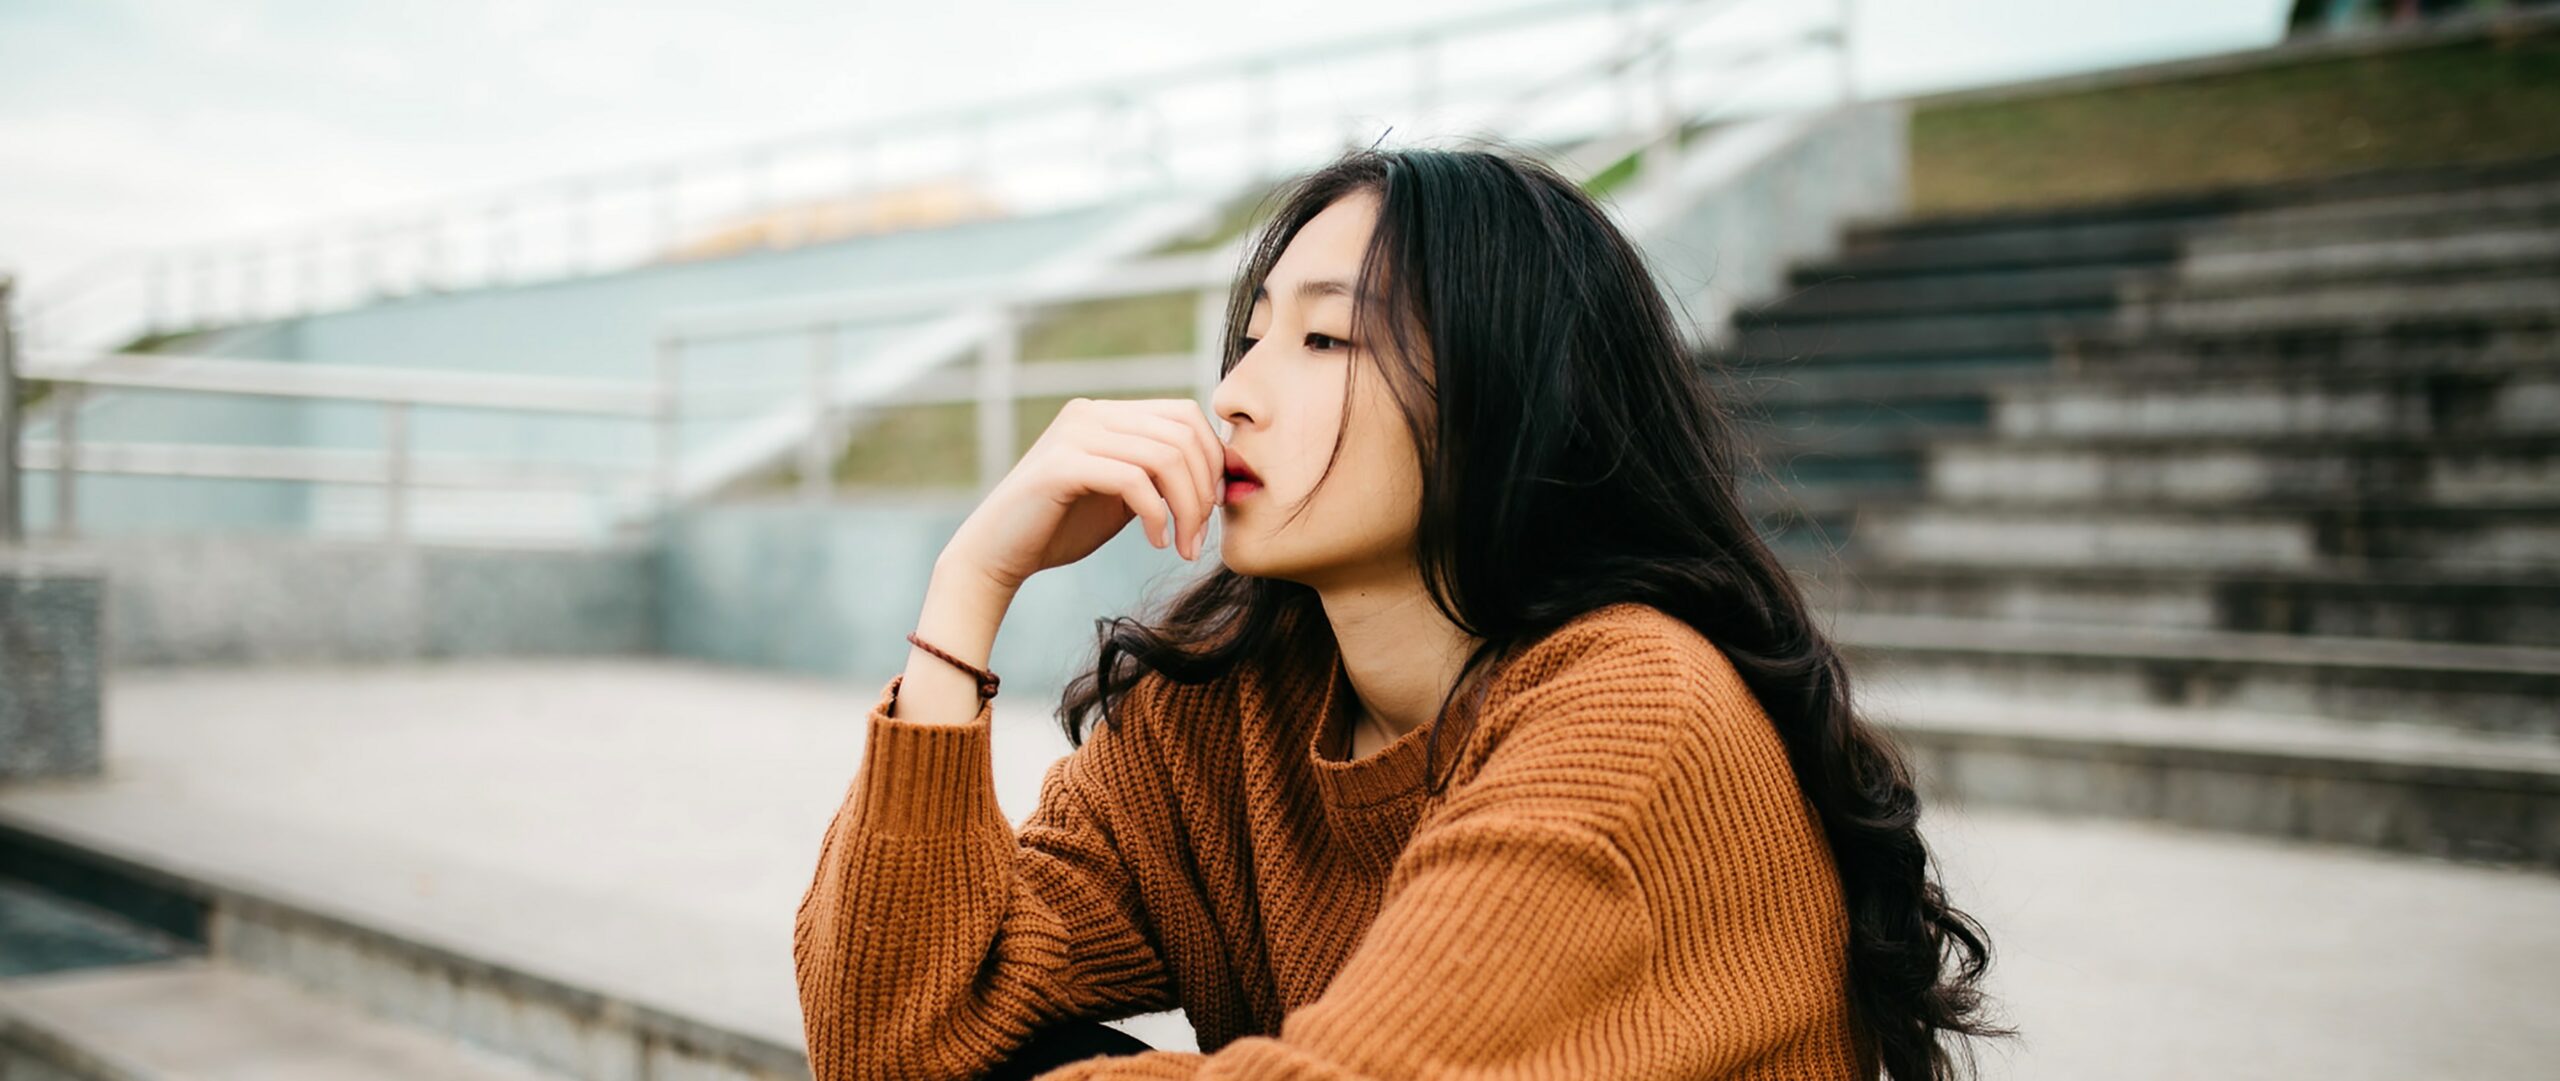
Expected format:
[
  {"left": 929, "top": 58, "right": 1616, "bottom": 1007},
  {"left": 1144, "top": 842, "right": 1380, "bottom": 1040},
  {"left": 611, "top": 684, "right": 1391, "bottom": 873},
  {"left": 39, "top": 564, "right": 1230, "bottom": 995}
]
[{"left": 793, "top": 143, "right": 2012, "bottom": 1080}]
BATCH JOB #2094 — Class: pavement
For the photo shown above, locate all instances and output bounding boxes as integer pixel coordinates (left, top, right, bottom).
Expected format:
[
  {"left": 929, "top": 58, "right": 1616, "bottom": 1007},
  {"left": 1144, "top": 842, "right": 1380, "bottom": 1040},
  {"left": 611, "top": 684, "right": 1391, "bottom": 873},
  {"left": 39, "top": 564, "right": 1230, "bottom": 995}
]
[{"left": 0, "top": 657, "right": 2551, "bottom": 1079}]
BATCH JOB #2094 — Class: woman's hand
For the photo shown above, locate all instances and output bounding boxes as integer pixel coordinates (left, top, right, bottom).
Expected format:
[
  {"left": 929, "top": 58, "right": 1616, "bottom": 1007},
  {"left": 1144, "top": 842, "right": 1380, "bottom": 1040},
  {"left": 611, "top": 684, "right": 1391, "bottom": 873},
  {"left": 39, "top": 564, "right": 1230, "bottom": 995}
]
[{"left": 939, "top": 396, "right": 1226, "bottom": 594}]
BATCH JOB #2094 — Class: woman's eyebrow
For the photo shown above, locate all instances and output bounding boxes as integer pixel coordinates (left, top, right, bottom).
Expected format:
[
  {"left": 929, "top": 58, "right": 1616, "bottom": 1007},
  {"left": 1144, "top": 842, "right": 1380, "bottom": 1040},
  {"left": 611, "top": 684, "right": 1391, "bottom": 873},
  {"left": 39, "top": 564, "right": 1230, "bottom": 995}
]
[{"left": 1252, "top": 278, "right": 1357, "bottom": 305}]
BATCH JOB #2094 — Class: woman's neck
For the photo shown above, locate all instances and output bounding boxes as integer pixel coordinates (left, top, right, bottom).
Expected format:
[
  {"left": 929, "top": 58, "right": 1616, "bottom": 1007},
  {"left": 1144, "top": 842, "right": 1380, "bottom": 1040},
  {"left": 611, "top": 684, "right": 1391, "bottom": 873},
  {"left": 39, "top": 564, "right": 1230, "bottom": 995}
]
[{"left": 1314, "top": 567, "right": 1483, "bottom": 744}]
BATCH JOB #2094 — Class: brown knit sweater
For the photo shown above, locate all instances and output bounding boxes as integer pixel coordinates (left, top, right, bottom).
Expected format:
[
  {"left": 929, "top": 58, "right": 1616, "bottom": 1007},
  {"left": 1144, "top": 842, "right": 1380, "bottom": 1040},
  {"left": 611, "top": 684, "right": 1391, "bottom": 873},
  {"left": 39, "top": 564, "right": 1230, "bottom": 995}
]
[{"left": 793, "top": 600, "right": 1876, "bottom": 1079}]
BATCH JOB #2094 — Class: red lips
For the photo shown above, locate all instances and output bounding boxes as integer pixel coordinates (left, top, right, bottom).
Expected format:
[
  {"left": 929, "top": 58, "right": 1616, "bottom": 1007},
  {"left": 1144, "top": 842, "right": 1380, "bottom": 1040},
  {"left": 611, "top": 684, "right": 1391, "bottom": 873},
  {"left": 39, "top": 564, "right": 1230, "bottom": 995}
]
[{"left": 1222, "top": 446, "right": 1260, "bottom": 484}]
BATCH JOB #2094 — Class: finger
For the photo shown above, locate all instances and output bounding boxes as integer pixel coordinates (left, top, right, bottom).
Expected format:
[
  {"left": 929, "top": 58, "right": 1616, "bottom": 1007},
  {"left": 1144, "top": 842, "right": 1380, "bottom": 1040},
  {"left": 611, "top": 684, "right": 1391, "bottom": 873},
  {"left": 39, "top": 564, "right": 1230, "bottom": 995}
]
[
  {"left": 1143, "top": 398, "right": 1228, "bottom": 510},
  {"left": 1082, "top": 430, "right": 1205, "bottom": 558},
  {"left": 1100, "top": 410, "right": 1215, "bottom": 522},
  {"left": 1063, "top": 454, "right": 1170, "bottom": 549}
]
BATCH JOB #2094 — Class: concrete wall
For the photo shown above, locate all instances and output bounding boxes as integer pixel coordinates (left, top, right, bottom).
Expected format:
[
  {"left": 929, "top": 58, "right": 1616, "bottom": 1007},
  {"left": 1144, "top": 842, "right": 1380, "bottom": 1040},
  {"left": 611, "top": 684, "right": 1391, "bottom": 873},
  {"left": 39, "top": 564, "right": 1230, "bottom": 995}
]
[
  {"left": 14, "top": 198, "right": 1155, "bottom": 540},
  {"left": 3, "top": 537, "right": 657, "bottom": 667},
  {"left": 658, "top": 495, "right": 1216, "bottom": 695},
  {"left": 1619, "top": 99, "right": 1911, "bottom": 351},
  {"left": 7, "top": 496, "right": 1210, "bottom": 690}
]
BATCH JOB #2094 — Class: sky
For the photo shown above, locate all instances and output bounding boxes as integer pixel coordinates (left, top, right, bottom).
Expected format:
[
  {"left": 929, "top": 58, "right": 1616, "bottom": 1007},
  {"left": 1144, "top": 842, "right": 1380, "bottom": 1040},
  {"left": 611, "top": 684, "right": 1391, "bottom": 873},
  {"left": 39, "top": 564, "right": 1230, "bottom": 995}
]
[{"left": 0, "top": 0, "right": 2293, "bottom": 301}]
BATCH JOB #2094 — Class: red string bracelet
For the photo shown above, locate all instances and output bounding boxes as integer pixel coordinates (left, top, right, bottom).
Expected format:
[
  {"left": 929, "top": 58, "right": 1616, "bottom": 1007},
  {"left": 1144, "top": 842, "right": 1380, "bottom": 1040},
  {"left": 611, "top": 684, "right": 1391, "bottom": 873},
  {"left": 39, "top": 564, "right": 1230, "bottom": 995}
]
[{"left": 905, "top": 631, "right": 1001, "bottom": 701}]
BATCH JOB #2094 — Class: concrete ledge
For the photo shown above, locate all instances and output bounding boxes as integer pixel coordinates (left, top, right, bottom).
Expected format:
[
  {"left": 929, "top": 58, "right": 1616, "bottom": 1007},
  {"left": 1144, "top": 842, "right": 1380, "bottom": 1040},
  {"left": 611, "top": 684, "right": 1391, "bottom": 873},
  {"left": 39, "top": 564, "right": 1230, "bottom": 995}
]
[
  {"left": 1841, "top": 612, "right": 2560, "bottom": 739},
  {"left": 0, "top": 814, "right": 806, "bottom": 1081},
  {"left": 1922, "top": 433, "right": 2560, "bottom": 507},
  {"left": 4, "top": 537, "right": 659, "bottom": 668},
  {"left": 1861, "top": 501, "right": 2560, "bottom": 578},
  {"left": 1808, "top": 560, "right": 2560, "bottom": 647},
  {"left": 0, "top": 961, "right": 576, "bottom": 1081},
  {"left": 1884, "top": 701, "right": 2560, "bottom": 869}
]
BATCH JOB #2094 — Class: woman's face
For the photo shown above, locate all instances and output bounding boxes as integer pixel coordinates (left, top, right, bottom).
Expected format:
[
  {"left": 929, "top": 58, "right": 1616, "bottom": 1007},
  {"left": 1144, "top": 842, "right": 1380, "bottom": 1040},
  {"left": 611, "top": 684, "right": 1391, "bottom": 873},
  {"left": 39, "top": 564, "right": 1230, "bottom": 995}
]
[{"left": 1211, "top": 188, "right": 1425, "bottom": 590}]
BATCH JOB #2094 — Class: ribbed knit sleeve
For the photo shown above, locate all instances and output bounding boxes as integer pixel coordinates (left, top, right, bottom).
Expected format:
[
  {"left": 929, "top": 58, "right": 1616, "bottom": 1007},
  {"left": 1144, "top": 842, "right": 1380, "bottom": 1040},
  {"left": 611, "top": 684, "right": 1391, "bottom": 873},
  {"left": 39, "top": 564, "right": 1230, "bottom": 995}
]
[
  {"left": 1032, "top": 629, "right": 1866, "bottom": 1079},
  {"left": 792, "top": 673, "right": 1181, "bottom": 1081}
]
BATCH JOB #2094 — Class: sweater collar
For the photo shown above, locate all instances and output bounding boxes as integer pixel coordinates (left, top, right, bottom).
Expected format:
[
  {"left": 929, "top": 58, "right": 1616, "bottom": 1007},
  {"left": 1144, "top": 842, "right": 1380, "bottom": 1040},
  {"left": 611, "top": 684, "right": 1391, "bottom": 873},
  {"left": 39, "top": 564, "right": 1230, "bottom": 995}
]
[{"left": 1303, "top": 641, "right": 1439, "bottom": 810}]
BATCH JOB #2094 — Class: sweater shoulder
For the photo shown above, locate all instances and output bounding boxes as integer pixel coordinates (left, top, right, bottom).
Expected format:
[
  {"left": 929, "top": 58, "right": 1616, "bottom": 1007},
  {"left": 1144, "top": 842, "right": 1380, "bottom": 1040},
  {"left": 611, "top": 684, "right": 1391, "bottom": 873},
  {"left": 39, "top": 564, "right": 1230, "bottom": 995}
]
[
  {"left": 1483, "top": 601, "right": 1757, "bottom": 722},
  {"left": 1448, "top": 602, "right": 1789, "bottom": 841}
]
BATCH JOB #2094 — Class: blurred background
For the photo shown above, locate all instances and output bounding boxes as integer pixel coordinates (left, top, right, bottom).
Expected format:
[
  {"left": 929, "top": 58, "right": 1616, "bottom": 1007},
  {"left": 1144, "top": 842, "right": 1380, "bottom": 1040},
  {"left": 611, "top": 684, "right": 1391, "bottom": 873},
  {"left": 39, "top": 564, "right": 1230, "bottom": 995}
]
[{"left": 1, "top": 0, "right": 2555, "bottom": 1077}]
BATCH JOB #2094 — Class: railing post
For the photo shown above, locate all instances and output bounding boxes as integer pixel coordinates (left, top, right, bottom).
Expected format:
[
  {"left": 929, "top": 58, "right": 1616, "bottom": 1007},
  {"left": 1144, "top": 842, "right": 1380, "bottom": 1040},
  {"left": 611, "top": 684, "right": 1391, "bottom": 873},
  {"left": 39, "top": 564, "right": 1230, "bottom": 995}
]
[
  {"left": 52, "top": 383, "right": 78, "bottom": 540},
  {"left": 0, "top": 275, "right": 19, "bottom": 543},
  {"left": 802, "top": 324, "right": 838, "bottom": 505},
  {"left": 654, "top": 336, "right": 686, "bottom": 526},
  {"left": 975, "top": 305, "right": 1018, "bottom": 494},
  {"left": 384, "top": 400, "right": 411, "bottom": 545}
]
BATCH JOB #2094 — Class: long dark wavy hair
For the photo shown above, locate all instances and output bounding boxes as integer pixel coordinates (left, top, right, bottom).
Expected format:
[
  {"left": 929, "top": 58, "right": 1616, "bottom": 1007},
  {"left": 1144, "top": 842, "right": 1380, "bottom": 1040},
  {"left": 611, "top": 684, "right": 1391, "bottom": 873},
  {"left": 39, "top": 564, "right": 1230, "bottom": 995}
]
[{"left": 1054, "top": 141, "right": 2015, "bottom": 1079}]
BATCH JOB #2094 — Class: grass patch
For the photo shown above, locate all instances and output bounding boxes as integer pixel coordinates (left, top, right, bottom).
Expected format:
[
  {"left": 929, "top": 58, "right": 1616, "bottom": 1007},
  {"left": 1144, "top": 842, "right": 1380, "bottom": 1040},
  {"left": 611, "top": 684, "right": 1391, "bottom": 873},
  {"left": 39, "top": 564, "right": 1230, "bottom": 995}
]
[
  {"left": 756, "top": 385, "right": 1198, "bottom": 492},
  {"left": 1910, "top": 29, "right": 2560, "bottom": 213},
  {"left": 741, "top": 120, "right": 1732, "bottom": 496}
]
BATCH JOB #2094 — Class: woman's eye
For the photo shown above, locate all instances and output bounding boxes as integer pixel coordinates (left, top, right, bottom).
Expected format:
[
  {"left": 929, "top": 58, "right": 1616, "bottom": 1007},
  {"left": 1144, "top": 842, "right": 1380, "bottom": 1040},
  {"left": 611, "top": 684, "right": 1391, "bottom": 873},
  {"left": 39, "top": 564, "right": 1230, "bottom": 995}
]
[{"left": 1305, "top": 332, "right": 1347, "bottom": 352}]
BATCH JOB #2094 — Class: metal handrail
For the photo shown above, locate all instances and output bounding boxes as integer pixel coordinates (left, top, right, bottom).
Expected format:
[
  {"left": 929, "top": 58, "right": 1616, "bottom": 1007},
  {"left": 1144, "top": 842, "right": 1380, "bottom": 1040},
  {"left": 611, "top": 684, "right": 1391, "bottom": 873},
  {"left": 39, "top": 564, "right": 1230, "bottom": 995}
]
[
  {"left": 0, "top": 0, "right": 1861, "bottom": 546},
  {"left": 642, "top": 0, "right": 1854, "bottom": 508},
  {"left": 22, "top": 0, "right": 1772, "bottom": 353}
]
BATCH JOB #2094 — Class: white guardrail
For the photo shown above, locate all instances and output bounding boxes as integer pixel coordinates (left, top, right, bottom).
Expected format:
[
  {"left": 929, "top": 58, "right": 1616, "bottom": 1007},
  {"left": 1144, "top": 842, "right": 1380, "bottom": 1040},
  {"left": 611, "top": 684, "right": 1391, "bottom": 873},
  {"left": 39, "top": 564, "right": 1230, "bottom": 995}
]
[
  {"left": 17, "top": 0, "right": 1851, "bottom": 352},
  {"left": 0, "top": 0, "right": 1858, "bottom": 547}
]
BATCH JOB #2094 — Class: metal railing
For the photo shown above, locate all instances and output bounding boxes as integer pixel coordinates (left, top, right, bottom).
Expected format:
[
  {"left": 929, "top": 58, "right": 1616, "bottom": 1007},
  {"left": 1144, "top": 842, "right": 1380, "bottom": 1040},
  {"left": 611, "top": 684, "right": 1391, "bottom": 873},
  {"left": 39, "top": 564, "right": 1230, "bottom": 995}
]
[
  {"left": 650, "top": 248, "right": 1239, "bottom": 510},
  {"left": 1, "top": 0, "right": 1859, "bottom": 546},
  {"left": 19, "top": 0, "right": 1853, "bottom": 354},
  {"left": 641, "top": 0, "right": 1858, "bottom": 508},
  {"left": 1, "top": 344, "right": 667, "bottom": 546},
  {"left": 0, "top": 254, "right": 1231, "bottom": 545}
]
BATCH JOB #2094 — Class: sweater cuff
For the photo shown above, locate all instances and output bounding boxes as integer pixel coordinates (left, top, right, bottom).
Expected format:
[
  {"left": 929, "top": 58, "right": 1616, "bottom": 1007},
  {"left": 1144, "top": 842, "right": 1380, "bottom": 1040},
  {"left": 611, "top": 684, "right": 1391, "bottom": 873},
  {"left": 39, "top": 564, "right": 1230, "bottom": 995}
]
[{"left": 854, "top": 673, "right": 1004, "bottom": 836}]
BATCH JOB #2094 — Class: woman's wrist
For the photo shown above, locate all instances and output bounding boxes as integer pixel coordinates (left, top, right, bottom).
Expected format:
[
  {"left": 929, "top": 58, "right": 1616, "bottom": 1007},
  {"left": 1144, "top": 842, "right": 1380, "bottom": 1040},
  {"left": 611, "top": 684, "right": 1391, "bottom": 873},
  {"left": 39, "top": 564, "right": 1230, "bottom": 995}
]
[{"left": 889, "top": 559, "right": 1019, "bottom": 727}]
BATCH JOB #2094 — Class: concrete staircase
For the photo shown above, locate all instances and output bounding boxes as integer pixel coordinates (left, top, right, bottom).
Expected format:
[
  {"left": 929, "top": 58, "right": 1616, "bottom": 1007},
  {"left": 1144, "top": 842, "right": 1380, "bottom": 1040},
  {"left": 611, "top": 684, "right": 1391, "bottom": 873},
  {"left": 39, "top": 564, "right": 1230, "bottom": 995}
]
[
  {"left": 1712, "top": 154, "right": 2560, "bottom": 868},
  {"left": 0, "top": 860, "right": 584, "bottom": 1081}
]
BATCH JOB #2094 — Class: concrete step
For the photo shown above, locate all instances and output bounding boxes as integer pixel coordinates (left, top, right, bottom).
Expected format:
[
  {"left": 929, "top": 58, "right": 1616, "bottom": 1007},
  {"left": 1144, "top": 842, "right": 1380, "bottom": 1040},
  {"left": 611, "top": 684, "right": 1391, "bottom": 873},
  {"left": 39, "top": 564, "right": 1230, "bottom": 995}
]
[
  {"left": 0, "top": 878, "right": 194, "bottom": 981},
  {"left": 2202, "top": 177, "right": 2560, "bottom": 241},
  {"left": 1741, "top": 264, "right": 2133, "bottom": 324},
  {"left": 1742, "top": 420, "right": 1978, "bottom": 462},
  {"left": 1838, "top": 612, "right": 2560, "bottom": 740},
  {"left": 1857, "top": 500, "right": 2560, "bottom": 578},
  {"left": 2174, "top": 232, "right": 2560, "bottom": 293},
  {"left": 1922, "top": 433, "right": 2560, "bottom": 508},
  {"left": 0, "top": 958, "right": 573, "bottom": 1081},
  {"left": 2117, "top": 272, "right": 2560, "bottom": 338},
  {"left": 1807, "top": 561, "right": 2560, "bottom": 648},
  {"left": 1817, "top": 217, "right": 2186, "bottom": 279},
  {"left": 2055, "top": 312, "right": 2558, "bottom": 378},
  {"left": 1991, "top": 364, "right": 2560, "bottom": 440},
  {"left": 1848, "top": 149, "right": 2560, "bottom": 247},
  {"left": 1730, "top": 310, "right": 2104, "bottom": 365},
  {"left": 0, "top": 813, "right": 808, "bottom": 1081},
  {"left": 1866, "top": 682, "right": 2560, "bottom": 869},
  {"left": 1711, "top": 356, "right": 2055, "bottom": 407}
]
